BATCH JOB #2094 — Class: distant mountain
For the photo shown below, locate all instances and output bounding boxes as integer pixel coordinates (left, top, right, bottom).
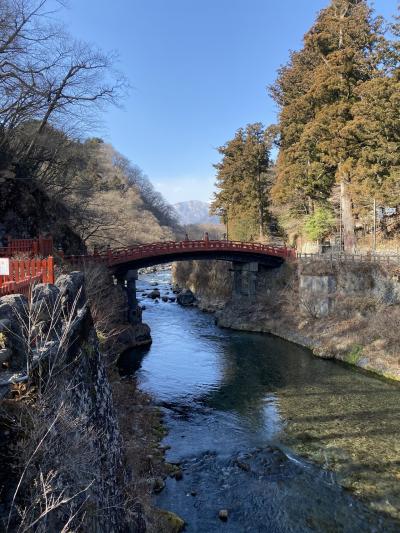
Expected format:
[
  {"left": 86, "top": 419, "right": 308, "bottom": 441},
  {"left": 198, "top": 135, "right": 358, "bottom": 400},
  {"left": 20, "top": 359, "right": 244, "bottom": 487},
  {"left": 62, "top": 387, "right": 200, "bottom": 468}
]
[{"left": 173, "top": 200, "right": 220, "bottom": 225}]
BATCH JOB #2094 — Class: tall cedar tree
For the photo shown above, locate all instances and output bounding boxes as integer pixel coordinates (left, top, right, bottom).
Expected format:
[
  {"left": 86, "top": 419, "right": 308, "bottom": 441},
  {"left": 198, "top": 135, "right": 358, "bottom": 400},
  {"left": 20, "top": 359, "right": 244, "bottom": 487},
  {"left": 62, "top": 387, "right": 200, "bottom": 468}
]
[
  {"left": 211, "top": 123, "right": 273, "bottom": 241},
  {"left": 270, "top": 0, "right": 388, "bottom": 251}
]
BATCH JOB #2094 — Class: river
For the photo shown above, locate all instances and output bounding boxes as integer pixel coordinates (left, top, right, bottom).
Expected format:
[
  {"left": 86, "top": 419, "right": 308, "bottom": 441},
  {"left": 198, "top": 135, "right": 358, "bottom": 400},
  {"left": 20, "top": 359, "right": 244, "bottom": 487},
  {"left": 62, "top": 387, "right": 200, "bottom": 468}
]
[{"left": 119, "top": 270, "right": 400, "bottom": 532}]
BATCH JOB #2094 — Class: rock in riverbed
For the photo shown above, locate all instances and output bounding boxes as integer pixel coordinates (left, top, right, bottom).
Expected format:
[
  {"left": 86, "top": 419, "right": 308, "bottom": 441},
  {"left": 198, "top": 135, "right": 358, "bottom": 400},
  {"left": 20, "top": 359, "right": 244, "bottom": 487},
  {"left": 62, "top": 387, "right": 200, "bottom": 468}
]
[
  {"left": 174, "top": 469, "right": 183, "bottom": 480},
  {"left": 177, "top": 289, "right": 195, "bottom": 306},
  {"left": 155, "top": 510, "right": 185, "bottom": 532},
  {"left": 153, "top": 477, "right": 165, "bottom": 493},
  {"left": 148, "top": 289, "right": 161, "bottom": 299}
]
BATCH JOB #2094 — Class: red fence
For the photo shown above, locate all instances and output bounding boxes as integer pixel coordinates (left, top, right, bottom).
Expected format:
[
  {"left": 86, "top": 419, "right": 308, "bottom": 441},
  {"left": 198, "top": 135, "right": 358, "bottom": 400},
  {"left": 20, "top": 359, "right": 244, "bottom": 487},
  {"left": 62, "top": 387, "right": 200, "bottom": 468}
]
[
  {"left": 66, "top": 240, "right": 296, "bottom": 268},
  {"left": 0, "top": 237, "right": 53, "bottom": 258},
  {"left": 0, "top": 257, "right": 55, "bottom": 298}
]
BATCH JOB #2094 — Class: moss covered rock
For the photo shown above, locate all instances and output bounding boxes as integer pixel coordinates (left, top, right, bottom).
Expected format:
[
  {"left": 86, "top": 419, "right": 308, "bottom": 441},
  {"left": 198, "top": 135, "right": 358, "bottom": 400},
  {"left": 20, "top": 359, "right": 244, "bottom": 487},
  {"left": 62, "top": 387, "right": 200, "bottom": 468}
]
[{"left": 155, "top": 509, "right": 185, "bottom": 532}]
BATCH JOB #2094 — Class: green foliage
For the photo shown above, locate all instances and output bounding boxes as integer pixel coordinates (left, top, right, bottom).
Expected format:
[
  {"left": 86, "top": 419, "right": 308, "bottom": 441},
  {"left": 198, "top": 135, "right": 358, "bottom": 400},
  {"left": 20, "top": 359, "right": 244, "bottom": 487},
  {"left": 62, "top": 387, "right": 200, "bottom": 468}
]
[
  {"left": 303, "top": 207, "right": 336, "bottom": 241},
  {"left": 346, "top": 344, "right": 363, "bottom": 365},
  {"left": 96, "top": 330, "right": 107, "bottom": 347},
  {"left": 229, "top": 215, "right": 259, "bottom": 242}
]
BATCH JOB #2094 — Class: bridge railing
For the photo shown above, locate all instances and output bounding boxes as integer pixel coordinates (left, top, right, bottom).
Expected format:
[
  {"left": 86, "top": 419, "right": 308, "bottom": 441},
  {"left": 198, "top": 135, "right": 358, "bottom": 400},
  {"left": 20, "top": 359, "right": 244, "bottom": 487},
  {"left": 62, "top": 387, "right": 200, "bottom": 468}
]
[
  {"left": 0, "top": 237, "right": 53, "bottom": 258},
  {"left": 0, "top": 257, "right": 55, "bottom": 297}
]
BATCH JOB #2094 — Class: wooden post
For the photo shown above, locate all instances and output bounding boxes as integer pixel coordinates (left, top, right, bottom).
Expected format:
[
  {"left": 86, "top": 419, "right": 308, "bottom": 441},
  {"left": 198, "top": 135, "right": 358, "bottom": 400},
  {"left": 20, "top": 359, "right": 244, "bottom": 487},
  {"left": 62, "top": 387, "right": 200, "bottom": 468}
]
[
  {"left": 373, "top": 198, "right": 377, "bottom": 254},
  {"left": 47, "top": 256, "right": 55, "bottom": 284}
]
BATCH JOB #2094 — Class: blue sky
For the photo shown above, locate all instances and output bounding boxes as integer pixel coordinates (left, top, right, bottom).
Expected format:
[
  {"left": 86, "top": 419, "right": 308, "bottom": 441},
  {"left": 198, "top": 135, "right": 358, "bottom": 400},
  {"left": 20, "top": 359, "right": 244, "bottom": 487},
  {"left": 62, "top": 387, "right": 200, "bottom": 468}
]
[{"left": 59, "top": 0, "right": 397, "bottom": 204}]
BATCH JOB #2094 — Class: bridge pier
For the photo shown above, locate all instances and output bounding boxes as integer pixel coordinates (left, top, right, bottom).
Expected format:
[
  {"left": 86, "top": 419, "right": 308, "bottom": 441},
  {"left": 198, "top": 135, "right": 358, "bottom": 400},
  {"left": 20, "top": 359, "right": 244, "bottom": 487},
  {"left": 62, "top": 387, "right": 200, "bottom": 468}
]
[
  {"left": 115, "top": 269, "right": 142, "bottom": 325},
  {"left": 232, "top": 262, "right": 258, "bottom": 298}
]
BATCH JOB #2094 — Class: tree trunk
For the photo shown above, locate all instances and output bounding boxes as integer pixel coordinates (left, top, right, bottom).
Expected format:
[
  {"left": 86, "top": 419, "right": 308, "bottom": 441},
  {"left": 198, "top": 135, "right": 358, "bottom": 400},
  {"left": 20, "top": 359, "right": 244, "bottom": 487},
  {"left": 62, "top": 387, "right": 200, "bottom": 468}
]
[
  {"left": 257, "top": 169, "right": 264, "bottom": 241},
  {"left": 340, "top": 179, "right": 355, "bottom": 253}
]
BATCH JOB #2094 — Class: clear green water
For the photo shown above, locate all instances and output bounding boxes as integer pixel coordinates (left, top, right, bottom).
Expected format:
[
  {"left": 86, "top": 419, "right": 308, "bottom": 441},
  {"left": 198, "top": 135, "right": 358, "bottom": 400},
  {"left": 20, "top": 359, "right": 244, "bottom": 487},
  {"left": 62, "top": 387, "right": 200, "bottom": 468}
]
[{"left": 120, "top": 272, "right": 400, "bottom": 532}]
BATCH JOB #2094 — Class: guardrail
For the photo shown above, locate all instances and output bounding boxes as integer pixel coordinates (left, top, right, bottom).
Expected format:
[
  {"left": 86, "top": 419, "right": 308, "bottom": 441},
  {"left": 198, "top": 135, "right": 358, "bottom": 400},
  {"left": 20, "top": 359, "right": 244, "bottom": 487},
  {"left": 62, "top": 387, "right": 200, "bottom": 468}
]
[
  {"left": 297, "top": 252, "right": 400, "bottom": 264},
  {"left": 0, "top": 237, "right": 53, "bottom": 258},
  {"left": 0, "top": 257, "right": 54, "bottom": 297}
]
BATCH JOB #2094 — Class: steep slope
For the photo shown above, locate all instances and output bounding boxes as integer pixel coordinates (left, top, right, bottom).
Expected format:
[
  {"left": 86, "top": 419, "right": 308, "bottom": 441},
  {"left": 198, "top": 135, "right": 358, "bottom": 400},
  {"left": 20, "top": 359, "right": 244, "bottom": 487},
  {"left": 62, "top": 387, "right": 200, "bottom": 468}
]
[
  {"left": 0, "top": 141, "right": 180, "bottom": 253},
  {"left": 0, "top": 164, "right": 84, "bottom": 253}
]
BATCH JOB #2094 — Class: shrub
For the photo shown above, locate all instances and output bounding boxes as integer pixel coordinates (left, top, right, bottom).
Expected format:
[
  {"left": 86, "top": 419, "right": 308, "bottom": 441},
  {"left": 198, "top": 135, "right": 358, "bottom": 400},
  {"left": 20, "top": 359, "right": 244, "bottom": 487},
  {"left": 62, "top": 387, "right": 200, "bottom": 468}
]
[
  {"left": 346, "top": 344, "right": 363, "bottom": 365},
  {"left": 303, "top": 206, "right": 336, "bottom": 242}
]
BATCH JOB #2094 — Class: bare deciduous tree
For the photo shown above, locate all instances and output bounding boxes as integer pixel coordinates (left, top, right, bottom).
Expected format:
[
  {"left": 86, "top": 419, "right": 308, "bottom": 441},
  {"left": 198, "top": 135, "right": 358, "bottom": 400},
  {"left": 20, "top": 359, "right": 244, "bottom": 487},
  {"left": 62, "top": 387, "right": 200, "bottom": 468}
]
[{"left": 0, "top": 0, "right": 126, "bottom": 157}]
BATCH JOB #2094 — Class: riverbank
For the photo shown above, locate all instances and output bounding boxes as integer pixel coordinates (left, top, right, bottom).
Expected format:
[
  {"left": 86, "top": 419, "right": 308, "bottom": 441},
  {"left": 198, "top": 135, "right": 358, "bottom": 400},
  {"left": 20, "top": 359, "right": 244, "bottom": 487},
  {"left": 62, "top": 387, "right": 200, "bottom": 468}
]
[
  {"left": 173, "top": 259, "right": 400, "bottom": 382},
  {"left": 109, "top": 368, "right": 186, "bottom": 533}
]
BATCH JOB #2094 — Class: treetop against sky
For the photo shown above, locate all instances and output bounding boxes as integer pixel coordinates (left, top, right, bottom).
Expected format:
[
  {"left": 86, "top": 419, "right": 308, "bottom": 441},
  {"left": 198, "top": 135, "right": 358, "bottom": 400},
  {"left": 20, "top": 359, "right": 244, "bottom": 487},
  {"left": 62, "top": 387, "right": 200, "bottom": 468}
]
[{"left": 57, "top": 0, "right": 398, "bottom": 204}]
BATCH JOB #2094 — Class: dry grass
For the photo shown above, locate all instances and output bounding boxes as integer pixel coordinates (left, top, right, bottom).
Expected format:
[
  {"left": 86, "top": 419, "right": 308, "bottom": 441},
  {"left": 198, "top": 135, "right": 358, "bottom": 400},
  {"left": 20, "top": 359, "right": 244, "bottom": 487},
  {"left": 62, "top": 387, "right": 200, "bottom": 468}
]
[{"left": 0, "top": 290, "right": 98, "bottom": 533}]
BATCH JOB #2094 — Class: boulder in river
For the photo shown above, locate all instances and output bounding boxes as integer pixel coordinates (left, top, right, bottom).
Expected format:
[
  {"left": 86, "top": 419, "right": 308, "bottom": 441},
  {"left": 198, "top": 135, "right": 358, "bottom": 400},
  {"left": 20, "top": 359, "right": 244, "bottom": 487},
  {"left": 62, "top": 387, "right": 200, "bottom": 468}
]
[
  {"left": 155, "top": 510, "right": 185, "bottom": 532},
  {"left": 148, "top": 289, "right": 161, "bottom": 299},
  {"left": 177, "top": 289, "right": 195, "bottom": 306},
  {"left": 162, "top": 296, "right": 169, "bottom": 302},
  {"left": 174, "top": 469, "right": 183, "bottom": 480},
  {"left": 153, "top": 477, "right": 165, "bottom": 493},
  {"left": 0, "top": 348, "right": 11, "bottom": 365}
]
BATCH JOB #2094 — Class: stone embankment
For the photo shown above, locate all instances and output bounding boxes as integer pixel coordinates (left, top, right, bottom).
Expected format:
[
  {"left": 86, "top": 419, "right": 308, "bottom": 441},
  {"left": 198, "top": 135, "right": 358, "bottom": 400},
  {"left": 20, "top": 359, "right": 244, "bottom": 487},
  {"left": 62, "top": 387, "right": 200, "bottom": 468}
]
[{"left": 173, "top": 258, "right": 400, "bottom": 382}]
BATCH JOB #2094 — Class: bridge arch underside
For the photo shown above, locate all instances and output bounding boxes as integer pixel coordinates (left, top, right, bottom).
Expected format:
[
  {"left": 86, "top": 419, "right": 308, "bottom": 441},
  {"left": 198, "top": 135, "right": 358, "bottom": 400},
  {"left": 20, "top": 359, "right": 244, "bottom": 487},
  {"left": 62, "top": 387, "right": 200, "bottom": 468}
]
[{"left": 112, "top": 250, "right": 284, "bottom": 277}]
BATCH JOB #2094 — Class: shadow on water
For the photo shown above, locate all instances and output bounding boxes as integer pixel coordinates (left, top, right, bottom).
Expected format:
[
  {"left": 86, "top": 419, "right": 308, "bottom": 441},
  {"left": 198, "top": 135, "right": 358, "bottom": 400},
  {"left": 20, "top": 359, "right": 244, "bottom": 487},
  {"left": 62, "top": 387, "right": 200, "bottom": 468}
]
[
  {"left": 129, "top": 271, "right": 400, "bottom": 532},
  {"left": 117, "top": 345, "right": 151, "bottom": 376}
]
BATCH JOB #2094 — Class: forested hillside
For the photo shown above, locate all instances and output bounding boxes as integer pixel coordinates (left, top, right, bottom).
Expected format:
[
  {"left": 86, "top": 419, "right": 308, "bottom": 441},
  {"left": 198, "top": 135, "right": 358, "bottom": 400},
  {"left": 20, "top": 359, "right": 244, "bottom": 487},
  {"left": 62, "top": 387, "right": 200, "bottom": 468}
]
[
  {"left": 0, "top": 0, "right": 179, "bottom": 252},
  {"left": 212, "top": 0, "right": 400, "bottom": 250}
]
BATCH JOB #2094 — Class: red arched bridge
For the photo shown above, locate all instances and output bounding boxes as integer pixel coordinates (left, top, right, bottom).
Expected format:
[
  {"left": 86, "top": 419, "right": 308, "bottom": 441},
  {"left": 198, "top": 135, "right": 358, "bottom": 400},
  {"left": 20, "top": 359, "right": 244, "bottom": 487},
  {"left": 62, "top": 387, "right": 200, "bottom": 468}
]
[
  {"left": 66, "top": 240, "right": 295, "bottom": 274},
  {"left": 0, "top": 238, "right": 295, "bottom": 297}
]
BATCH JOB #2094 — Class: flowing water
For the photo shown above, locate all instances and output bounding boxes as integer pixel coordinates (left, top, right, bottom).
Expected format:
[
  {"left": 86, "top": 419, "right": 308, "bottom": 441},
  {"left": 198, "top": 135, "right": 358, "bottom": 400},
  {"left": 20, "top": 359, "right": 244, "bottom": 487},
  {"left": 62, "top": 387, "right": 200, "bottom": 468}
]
[{"left": 120, "top": 271, "right": 400, "bottom": 532}]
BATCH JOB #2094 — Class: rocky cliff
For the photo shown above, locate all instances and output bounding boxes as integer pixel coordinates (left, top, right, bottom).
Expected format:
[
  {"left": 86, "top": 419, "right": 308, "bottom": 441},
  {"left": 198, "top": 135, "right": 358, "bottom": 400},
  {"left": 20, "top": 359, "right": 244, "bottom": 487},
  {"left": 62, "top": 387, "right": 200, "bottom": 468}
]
[{"left": 0, "top": 273, "right": 147, "bottom": 531}]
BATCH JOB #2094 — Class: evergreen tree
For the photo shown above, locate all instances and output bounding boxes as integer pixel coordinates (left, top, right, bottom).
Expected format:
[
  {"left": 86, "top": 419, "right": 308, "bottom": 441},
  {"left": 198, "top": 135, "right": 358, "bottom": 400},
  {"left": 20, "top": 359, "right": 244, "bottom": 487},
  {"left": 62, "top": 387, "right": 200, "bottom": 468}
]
[
  {"left": 343, "top": 7, "right": 400, "bottom": 217},
  {"left": 211, "top": 123, "right": 274, "bottom": 241},
  {"left": 271, "top": 0, "right": 386, "bottom": 250}
]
